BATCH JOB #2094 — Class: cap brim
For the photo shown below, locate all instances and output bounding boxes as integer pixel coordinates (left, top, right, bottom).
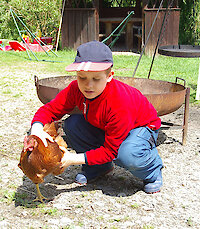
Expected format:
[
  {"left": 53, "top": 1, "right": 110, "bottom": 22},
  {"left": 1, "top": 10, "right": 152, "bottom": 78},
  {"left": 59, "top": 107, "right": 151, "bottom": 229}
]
[{"left": 65, "top": 62, "right": 113, "bottom": 72}]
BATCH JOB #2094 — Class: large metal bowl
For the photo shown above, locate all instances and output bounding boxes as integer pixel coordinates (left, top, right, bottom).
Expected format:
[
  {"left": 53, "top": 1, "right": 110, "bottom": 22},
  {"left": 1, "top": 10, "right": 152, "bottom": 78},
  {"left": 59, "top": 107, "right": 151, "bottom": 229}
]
[{"left": 34, "top": 75, "right": 187, "bottom": 116}]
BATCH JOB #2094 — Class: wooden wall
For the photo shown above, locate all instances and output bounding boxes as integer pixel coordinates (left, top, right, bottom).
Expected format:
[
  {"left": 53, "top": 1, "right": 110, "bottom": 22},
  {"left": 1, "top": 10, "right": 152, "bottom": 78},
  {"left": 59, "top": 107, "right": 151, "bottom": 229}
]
[
  {"left": 62, "top": 8, "right": 99, "bottom": 49},
  {"left": 99, "top": 7, "right": 142, "bottom": 18},
  {"left": 144, "top": 8, "right": 180, "bottom": 56}
]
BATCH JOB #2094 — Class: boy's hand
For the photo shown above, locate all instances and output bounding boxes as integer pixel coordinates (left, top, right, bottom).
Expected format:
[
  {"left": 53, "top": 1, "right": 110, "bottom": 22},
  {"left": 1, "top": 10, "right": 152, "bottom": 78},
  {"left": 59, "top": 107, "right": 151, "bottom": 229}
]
[
  {"left": 59, "top": 146, "right": 72, "bottom": 170},
  {"left": 59, "top": 146, "right": 86, "bottom": 170},
  {"left": 31, "top": 122, "right": 54, "bottom": 147}
]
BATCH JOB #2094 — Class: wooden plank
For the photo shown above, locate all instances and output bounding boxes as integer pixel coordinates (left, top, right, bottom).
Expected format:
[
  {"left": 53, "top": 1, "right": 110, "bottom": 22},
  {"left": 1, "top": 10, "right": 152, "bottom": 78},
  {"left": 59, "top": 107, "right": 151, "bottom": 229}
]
[
  {"left": 69, "top": 10, "right": 76, "bottom": 48},
  {"left": 144, "top": 9, "right": 180, "bottom": 56},
  {"left": 88, "top": 10, "right": 97, "bottom": 41},
  {"left": 173, "top": 11, "right": 180, "bottom": 44},
  {"left": 88, "top": 11, "right": 94, "bottom": 41},
  {"left": 99, "top": 7, "right": 141, "bottom": 18},
  {"left": 66, "top": 10, "right": 71, "bottom": 47},
  {"left": 75, "top": 10, "right": 81, "bottom": 48},
  {"left": 153, "top": 11, "right": 159, "bottom": 51},
  {"left": 160, "top": 11, "right": 166, "bottom": 46},
  {"left": 144, "top": 10, "right": 151, "bottom": 55},
  {"left": 95, "top": 7, "right": 99, "bottom": 40},
  {"left": 82, "top": 10, "right": 88, "bottom": 43},
  {"left": 61, "top": 10, "right": 68, "bottom": 48},
  {"left": 62, "top": 8, "right": 98, "bottom": 49}
]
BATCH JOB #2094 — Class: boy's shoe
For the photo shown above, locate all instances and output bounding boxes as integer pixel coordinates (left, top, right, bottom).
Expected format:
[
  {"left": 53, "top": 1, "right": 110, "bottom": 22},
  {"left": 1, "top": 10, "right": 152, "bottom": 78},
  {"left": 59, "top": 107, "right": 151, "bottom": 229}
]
[
  {"left": 143, "top": 170, "right": 163, "bottom": 194},
  {"left": 75, "top": 163, "right": 114, "bottom": 185}
]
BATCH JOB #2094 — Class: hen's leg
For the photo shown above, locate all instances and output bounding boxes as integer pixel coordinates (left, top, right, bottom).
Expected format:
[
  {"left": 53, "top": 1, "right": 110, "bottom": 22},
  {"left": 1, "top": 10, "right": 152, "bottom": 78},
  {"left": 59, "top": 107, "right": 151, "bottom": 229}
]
[{"left": 33, "top": 184, "right": 47, "bottom": 203}]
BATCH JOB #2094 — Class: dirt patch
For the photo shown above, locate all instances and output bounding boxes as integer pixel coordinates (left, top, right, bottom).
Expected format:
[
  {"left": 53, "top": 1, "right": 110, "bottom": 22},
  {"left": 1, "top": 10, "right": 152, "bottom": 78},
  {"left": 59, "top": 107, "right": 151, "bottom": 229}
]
[{"left": 0, "top": 69, "right": 200, "bottom": 229}]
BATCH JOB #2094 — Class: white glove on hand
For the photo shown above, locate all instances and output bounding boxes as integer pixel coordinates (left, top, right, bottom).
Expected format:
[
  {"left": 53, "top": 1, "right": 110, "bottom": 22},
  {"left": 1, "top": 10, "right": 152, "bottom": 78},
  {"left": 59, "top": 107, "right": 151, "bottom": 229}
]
[{"left": 31, "top": 122, "right": 54, "bottom": 147}]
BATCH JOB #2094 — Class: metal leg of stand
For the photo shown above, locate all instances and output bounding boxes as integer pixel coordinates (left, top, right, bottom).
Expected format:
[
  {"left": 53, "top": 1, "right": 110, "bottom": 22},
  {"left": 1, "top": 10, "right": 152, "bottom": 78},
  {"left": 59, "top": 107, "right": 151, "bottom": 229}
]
[{"left": 182, "top": 87, "right": 190, "bottom": 145}]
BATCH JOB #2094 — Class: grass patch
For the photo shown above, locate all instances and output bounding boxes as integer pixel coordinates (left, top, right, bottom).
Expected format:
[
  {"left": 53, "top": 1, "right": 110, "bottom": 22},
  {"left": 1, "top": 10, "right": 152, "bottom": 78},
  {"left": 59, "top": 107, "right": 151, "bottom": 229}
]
[
  {"left": 0, "top": 190, "right": 16, "bottom": 204},
  {"left": 40, "top": 207, "right": 58, "bottom": 216},
  {"left": 0, "top": 50, "right": 199, "bottom": 104},
  {"left": 143, "top": 225, "right": 155, "bottom": 229},
  {"left": 130, "top": 202, "right": 140, "bottom": 209}
]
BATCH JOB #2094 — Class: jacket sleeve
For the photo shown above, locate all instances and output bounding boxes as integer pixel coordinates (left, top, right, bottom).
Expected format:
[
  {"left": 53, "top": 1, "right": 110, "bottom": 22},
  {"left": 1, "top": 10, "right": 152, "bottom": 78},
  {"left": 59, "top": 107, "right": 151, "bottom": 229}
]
[{"left": 32, "top": 81, "right": 78, "bottom": 125}]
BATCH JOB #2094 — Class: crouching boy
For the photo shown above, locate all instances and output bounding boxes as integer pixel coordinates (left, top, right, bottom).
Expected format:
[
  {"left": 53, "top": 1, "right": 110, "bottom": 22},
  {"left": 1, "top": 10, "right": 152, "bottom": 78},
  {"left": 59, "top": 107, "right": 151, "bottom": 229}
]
[{"left": 31, "top": 41, "right": 163, "bottom": 194}]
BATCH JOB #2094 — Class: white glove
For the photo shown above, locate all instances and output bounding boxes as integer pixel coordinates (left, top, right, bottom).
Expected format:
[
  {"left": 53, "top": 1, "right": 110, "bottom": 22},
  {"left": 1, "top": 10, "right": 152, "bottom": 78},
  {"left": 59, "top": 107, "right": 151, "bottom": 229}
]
[{"left": 31, "top": 122, "right": 54, "bottom": 147}]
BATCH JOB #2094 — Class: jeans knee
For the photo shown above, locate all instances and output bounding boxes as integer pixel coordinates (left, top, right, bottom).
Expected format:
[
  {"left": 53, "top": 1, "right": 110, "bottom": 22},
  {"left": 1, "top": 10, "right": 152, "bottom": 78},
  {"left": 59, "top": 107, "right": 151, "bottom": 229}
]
[{"left": 116, "top": 143, "right": 147, "bottom": 170}]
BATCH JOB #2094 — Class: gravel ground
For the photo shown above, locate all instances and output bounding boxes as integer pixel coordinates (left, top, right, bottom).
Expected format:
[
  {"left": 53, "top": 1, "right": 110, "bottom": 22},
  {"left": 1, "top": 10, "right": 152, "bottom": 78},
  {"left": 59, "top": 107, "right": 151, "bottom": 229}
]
[{"left": 0, "top": 68, "right": 200, "bottom": 229}]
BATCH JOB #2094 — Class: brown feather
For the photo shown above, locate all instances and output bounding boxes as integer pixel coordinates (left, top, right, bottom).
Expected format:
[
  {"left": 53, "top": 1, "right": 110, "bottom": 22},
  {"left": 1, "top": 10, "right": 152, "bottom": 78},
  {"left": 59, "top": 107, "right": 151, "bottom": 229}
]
[{"left": 18, "top": 122, "right": 67, "bottom": 185}]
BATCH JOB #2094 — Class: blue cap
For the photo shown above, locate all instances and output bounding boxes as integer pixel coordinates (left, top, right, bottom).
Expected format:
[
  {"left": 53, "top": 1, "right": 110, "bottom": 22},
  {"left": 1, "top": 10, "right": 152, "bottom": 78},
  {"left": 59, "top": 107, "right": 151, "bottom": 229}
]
[{"left": 66, "top": 41, "right": 113, "bottom": 71}]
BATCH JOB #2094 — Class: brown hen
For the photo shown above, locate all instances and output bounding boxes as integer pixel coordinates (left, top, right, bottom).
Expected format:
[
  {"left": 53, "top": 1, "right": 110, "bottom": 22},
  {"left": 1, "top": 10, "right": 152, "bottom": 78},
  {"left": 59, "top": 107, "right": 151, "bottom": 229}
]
[{"left": 18, "top": 122, "right": 67, "bottom": 202}]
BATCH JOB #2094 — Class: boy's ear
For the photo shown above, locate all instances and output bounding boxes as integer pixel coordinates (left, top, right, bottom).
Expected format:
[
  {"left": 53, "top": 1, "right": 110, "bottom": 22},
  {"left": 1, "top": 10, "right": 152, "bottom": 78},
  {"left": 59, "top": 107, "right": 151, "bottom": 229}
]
[{"left": 107, "top": 71, "right": 114, "bottom": 82}]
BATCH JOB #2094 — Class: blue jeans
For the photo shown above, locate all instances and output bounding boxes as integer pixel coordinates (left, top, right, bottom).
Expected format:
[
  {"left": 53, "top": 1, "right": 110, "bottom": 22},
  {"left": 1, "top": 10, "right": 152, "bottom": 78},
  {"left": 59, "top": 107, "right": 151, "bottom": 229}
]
[{"left": 63, "top": 114, "right": 163, "bottom": 182}]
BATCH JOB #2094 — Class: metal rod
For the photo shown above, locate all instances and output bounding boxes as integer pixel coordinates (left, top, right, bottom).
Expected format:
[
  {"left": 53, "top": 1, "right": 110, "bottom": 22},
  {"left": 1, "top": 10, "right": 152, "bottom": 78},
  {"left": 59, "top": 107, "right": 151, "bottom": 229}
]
[
  {"left": 10, "top": 8, "right": 39, "bottom": 60},
  {"left": 10, "top": 8, "right": 36, "bottom": 60},
  {"left": 147, "top": 0, "right": 172, "bottom": 79},
  {"left": 10, "top": 8, "right": 30, "bottom": 59},
  {"left": 182, "top": 87, "right": 190, "bottom": 145},
  {"left": 55, "top": 0, "right": 66, "bottom": 52},
  {"left": 11, "top": 8, "right": 58, "bottom": 57},
  {"left": 11, "top": 8, "right": 50, "bottom": 56},
  {"left": 132, "top": 0, "right": 165, "bottom": 77},
  {"left": 108, "top": 15, "right": 131, "bottom": 48},
  {"left": 102, "top": 11, "right": 134, "bottom": 44}
]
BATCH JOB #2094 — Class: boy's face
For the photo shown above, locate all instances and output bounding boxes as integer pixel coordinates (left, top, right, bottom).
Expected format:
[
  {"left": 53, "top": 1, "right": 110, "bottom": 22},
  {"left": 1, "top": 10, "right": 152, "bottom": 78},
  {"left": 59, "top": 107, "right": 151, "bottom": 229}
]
[{"left": 77, "top": 69, "right": 113, "bottom": 99}]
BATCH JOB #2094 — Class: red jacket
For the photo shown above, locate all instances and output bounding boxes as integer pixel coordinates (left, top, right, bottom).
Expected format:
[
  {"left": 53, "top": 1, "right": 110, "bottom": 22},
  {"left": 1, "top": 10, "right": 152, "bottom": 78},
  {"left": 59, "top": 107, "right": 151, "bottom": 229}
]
[{"left": 32, "top": 79, "right": 161, "bottom": 165}]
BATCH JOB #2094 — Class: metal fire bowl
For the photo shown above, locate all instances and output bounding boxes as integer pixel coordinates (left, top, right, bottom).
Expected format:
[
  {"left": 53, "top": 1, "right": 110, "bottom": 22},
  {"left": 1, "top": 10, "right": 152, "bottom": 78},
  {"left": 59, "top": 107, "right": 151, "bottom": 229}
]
[
  {"left": 34, "top": 75, "right": 186, "bottom": 117},
  {"left": 158, "top": 45, "right": 200, "bottom": 58}
]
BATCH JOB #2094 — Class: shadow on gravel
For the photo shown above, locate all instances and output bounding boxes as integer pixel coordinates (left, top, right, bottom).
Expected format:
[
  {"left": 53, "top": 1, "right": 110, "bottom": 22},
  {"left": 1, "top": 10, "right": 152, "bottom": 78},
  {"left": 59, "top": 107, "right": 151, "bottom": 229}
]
[
  {"left": 15, "top": 165, "right": 143, "bottom": 208},
  {"left": 15, "top": 130, "right": 170, "bottom": 208},
  {"left": 158, "top": 128, "right": 182, "bottom": 145},
  {"left": 157, "top": 130, "right": 168, "bottom": 146}
]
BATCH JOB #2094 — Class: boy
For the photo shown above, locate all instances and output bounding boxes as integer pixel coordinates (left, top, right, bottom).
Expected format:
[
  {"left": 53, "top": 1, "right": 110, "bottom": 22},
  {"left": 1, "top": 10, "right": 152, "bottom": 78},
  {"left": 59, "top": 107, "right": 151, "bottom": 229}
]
[{"left": 31, "top": 40, "right": 163, "bottom": 194}]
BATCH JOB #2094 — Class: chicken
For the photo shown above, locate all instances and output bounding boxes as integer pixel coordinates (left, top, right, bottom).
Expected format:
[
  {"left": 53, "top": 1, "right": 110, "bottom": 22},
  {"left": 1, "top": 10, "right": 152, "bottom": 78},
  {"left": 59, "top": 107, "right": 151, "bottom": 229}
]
[{"left": 18, "top": 122, "right": 67, "bottom": 202}]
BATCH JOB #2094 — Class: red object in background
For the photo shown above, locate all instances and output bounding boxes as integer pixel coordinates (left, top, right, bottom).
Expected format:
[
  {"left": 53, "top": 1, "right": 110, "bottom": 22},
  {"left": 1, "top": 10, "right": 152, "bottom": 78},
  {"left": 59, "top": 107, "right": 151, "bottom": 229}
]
[
  {"left": 9, "top": 40, "right": 53, "bottom": 52},
  {"left": 32, "top": 37, "right": 53, "bottom": 45},
  {"left": 23, "top": 36, "right": 30, "bottom": 44},
  {"left": 40, "top": 37, "right": 53, "bottom": 44},
  {"left": 28, "top": 43, "right": 53, "bottom": 52},
  {"left": 0, "top": 46, "right": 12, "bottom": 51},
  {"left": 5, "top": 45, "right": 12, "bottom": 51},
  {"left": 33, "top": 38, "right": 40, "bottom": 44},
  {"left": 9, "top": 41, "right": 26, "bottom": 51},
  {"left": 0, "top": 40, "right": 12, "bottom": 51}
]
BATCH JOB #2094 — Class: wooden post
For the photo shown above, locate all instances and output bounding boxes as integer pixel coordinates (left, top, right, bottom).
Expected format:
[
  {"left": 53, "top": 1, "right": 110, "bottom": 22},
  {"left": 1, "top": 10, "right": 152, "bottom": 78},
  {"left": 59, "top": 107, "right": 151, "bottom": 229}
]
[{"left": 105, "top": 22, "right": 112, "bottom": 44}]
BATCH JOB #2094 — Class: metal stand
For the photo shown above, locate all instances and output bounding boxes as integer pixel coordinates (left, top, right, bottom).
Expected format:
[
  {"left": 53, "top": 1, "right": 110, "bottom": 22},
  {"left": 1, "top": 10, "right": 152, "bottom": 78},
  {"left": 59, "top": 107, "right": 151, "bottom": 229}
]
[
  {"left": 10, "top": 8, "right": 58, "bottom": 61},
  {"left": 182, "top": 87, "right": 190, "bottom": 145},
  {"left": 160, "top": 86, "right": 190, "bottom": 145}
]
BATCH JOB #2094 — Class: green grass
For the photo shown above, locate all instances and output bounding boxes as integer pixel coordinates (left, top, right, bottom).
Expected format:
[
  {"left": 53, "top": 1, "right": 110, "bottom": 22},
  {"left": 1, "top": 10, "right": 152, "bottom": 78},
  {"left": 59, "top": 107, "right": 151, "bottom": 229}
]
[{"left": 0, "top": 49, "right": 199, "bottom": 104}]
